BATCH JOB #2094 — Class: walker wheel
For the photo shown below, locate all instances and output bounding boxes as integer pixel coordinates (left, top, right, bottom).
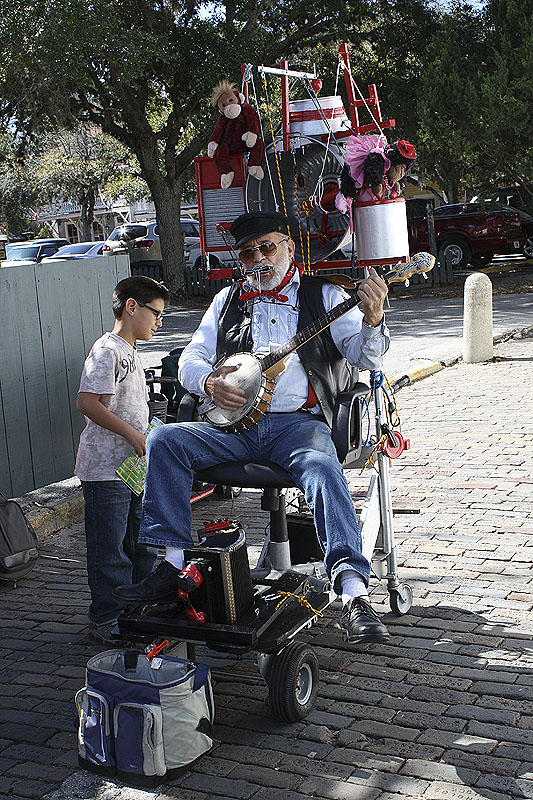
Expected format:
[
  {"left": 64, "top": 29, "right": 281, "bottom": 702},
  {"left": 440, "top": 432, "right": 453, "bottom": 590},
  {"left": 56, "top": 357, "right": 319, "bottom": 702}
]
[
  {"left": 389, "top": 583, "right": 413, "bottom": 616},
  {"left": 267, "top": 641, "right": 319, "bottom": 722}
]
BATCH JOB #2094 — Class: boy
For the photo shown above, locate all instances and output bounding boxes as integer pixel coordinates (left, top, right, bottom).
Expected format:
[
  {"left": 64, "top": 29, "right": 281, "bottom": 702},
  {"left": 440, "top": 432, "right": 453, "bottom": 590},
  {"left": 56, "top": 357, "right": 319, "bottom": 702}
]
[{"left": 75, "top": 275, "right": 170, "bottom": 644}]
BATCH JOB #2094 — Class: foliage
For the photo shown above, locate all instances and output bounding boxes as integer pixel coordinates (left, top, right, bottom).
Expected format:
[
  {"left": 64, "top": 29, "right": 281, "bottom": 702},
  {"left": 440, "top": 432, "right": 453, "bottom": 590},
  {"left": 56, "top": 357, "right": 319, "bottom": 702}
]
[
  {"left": 0, "top": 131, "right": 39, "bottom": 239},
  {"left": 416, "top": 0, "right": 533, "bottom": 202},
  {"left": 31, "top": 125, "right": 141, "bottom": 238},
  {"left": 415, "top": 4, "right": 488, "bottom": 201},
  {"left": 477, "top": 0, "right": 533, "bottom": 202},
  {"left": 1, "top": 0, "right": 532, "bottom": 285},
  {"left": 0, "top": 0, "right": 378, "bottom": 296}
]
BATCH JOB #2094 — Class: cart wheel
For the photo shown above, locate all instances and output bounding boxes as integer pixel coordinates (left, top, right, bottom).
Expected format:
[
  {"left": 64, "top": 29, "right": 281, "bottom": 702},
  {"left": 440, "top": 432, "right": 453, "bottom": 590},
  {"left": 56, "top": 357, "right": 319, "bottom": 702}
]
[
  {"left": 267, "top": 641, "right": 319, "bottom": 722},
  {"left": 389, "top": 583, "right": 413, "bottom": 616}
]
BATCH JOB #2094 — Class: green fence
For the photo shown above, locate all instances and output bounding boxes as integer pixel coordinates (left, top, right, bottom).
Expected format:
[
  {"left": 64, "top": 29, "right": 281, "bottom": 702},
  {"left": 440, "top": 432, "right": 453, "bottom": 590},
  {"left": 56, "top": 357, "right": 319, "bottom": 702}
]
[{"left": 0, "top": 255, "right": 130, "bottom": 497}]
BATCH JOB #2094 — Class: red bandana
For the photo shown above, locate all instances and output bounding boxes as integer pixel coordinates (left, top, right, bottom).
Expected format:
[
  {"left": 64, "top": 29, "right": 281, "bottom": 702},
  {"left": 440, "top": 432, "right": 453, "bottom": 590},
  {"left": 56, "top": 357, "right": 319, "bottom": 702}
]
[{"left": 239, "top": 263, "right": 296, "bottom": 303}]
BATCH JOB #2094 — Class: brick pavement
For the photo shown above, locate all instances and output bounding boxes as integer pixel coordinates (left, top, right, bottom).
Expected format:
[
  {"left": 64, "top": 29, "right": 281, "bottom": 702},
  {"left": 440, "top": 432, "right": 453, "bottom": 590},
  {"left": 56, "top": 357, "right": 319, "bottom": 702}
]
[{"left": 0, "top": 333, "right": 532, "bottom": 800}]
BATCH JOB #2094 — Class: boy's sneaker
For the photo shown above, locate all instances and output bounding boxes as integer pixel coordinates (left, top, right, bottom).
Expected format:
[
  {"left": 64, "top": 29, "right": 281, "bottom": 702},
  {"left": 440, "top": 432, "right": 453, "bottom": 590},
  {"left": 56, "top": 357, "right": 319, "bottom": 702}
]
[
  {"left": 88, "top": 620, "right": 130, "bottom": 646},
  {"left": 114, "top": 560, "right": 184, "bottom": 603}
]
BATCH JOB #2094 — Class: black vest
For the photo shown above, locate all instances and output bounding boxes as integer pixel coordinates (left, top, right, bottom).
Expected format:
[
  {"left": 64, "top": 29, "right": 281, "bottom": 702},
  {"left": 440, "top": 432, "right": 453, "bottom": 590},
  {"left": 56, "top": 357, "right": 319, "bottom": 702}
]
[{"left": 216, "top": 275, "right": 359, "bottom": 427}]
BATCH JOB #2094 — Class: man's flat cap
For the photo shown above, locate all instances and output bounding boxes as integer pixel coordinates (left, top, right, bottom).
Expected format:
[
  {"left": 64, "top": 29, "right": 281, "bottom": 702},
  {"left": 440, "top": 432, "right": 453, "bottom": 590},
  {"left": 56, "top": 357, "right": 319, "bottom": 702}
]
[{"left": 230, "top": 211, "right": 289, "bottom": 249}]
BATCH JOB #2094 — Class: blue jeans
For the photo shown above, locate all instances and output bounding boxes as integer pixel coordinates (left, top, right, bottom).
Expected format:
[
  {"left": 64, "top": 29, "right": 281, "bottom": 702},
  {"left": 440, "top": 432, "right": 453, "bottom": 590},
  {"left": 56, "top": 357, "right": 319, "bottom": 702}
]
[
  {"left": 139, "top": 413, "right": 369, "bottom": 589},
  {"left": 83, "top": 481, "right": 158, "bottom": 625}
]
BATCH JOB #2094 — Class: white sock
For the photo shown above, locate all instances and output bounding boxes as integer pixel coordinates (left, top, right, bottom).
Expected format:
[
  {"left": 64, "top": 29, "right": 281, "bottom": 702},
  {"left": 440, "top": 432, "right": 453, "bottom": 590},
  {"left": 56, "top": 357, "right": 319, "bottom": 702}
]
[
  {"left": 165, "top": 547, "right": 185, "bottom": 571},
  {"left": 340, "top": 569, "right": 368, "bottom": 605}
]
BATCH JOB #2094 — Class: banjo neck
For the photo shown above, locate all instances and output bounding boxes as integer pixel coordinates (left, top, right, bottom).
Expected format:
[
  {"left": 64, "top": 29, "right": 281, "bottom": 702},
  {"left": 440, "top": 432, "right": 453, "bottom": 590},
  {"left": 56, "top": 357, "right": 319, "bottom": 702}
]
[{"left": 258, "top": 252, "right": 435, "bottom": 375}]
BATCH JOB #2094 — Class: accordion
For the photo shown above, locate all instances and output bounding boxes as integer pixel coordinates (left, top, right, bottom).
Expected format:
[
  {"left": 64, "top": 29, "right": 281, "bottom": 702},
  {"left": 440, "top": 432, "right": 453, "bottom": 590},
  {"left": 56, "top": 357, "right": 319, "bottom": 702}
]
[{"left": 184, "top": 524, "right": 254, "bottom": 625}]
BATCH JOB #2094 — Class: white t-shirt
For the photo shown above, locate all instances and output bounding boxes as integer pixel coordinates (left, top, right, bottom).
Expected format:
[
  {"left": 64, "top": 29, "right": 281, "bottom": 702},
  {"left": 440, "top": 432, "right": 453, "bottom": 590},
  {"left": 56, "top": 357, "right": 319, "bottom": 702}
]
[{"left": 75, "top": 332, "right": 149, "bottom": 481}]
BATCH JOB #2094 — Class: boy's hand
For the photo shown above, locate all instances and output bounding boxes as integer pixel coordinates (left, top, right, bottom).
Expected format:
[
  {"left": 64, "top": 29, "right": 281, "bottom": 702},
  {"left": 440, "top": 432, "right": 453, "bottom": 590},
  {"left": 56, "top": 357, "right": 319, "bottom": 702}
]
[
  {"left": 128, "top": 430, "right": 147, "bottom": 457},
  {"left": 77, "top": 393, "right": 149, "bottom": 455}
]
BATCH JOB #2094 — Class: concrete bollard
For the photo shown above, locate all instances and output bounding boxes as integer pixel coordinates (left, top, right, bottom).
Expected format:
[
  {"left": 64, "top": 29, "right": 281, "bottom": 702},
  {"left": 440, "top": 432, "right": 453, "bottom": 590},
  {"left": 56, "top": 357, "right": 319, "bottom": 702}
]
[{"left": 463, "top": 272, "right": 493, "bottom": 363}]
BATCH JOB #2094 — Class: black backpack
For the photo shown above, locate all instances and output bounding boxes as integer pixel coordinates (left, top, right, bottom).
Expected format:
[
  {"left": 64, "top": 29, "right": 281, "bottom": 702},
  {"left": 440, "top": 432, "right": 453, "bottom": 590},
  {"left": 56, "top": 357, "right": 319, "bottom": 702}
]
[{"left": 0, "top": 490, "right": 40, "bottom": 583}]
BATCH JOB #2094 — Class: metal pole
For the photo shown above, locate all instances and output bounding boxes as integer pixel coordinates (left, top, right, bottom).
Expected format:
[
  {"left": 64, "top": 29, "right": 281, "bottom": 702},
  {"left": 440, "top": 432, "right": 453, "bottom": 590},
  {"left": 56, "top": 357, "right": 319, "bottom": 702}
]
[
  {"left": 425, "top": 201, "right": 437, "bottom": 257},
  {"left": 373, "top": 382, "right": 402, "bottom": 590},
  {"left": 280, "top": 59, "right": 290, "bottom": 151},
  {"left": 241, "top": 63, "right": 249, "bottom": 102},
  {"left": 339, "top": 42, "right": 359, "bottom": 131}
]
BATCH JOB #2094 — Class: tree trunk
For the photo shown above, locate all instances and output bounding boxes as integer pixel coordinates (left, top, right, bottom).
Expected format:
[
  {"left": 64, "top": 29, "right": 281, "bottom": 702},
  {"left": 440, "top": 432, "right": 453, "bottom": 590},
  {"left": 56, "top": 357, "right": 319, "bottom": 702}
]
[
  {"left": 80, "top": 193, "right": 90, "bottom": 240},
  {"left": 86, "top": 186, "right": 96, "bottom": 240},
  {"left": 114, "top": 108, "right": 189, "bottom": 299},
  {"left": 447, "top": 183, "right": 457, "bottom": 204},
  {"left": 149, "top": 176, "right": 187, "bottom": 299}
]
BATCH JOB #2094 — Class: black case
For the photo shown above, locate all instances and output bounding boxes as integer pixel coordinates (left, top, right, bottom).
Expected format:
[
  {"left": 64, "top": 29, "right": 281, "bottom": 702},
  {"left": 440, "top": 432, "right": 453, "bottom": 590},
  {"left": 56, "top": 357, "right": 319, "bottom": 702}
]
[
  {"left": 185, "top": 526, "right": 254, "bottom": 624},
  {"left": 0, "top": 491, "right": 39, "bottom": 582}
]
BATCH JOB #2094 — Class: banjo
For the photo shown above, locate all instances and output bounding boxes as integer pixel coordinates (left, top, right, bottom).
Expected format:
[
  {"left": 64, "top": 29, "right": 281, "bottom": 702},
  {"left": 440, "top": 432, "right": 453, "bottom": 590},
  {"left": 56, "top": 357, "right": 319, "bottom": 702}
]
[{"left": 199, "top": 252, "right": 435, "bottom": 433}]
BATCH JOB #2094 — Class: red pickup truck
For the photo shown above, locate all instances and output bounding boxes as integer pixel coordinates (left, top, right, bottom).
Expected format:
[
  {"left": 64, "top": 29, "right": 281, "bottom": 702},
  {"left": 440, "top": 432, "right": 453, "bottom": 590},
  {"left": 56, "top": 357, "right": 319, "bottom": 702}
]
[{"left": 407, "top": 201, "right": 526, "bottom": 268}]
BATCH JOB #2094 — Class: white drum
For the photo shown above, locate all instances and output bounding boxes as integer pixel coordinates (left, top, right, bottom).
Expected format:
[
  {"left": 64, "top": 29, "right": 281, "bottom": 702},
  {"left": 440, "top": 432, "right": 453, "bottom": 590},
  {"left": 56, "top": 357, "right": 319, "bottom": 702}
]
[
  {"left": 289, "top": 96, "right": 349, "bottom": 140},
  {"left": 354, "top": 198, "right": 410, "bottom": 263}
]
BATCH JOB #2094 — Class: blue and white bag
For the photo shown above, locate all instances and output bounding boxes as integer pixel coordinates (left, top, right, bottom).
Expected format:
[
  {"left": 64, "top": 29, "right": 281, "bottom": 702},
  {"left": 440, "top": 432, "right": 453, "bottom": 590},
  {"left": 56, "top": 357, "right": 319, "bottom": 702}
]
[{"left": 76, "top": 649, "right": 214, "bottom": 787}]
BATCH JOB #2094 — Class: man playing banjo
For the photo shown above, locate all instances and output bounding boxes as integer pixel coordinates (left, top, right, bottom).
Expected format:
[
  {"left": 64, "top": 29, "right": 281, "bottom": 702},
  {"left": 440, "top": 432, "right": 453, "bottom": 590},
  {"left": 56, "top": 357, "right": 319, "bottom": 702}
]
[{"left": 115, "top": 211, "right": 390, "bottom": 644}]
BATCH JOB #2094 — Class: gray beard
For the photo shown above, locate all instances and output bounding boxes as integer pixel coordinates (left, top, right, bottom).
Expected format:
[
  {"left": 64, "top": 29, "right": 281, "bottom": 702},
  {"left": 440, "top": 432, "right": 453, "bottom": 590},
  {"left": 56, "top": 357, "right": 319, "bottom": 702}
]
[{"left": 247, "top": 250, "right": 291, "bottom": 291}]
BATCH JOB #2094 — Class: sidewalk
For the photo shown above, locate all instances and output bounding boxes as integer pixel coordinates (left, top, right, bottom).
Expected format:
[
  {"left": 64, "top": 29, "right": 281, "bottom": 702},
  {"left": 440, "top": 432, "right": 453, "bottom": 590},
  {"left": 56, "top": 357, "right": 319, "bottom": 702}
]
[{"left": 1, "top": 336, "right": 532, "bottom": 798}]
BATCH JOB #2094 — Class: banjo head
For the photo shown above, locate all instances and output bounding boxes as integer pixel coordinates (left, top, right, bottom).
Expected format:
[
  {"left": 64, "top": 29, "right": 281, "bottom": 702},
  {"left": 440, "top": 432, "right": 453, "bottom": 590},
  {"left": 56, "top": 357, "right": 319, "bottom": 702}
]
[{"left": 204, "top": 352, "right": 265, "bottom": 429}]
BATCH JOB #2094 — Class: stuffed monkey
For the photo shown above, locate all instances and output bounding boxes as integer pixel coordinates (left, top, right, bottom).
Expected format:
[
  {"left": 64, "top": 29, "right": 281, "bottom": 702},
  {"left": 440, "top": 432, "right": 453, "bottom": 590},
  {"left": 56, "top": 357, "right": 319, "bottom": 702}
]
[{"left": 208, "top": 80, "right": 265, "bottom": 189}]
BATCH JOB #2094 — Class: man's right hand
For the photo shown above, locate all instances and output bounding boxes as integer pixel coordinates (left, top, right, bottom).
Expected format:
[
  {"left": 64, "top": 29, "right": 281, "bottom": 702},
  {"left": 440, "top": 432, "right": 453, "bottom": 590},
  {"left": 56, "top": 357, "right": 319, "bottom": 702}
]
[{"left": 205, "top": 365, "right": 247, "bottom": 410}]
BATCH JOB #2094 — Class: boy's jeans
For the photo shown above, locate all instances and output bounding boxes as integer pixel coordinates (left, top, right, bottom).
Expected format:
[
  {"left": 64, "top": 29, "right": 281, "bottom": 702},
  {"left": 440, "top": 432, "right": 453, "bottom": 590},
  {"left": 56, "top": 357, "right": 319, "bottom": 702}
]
[
  {"left": 83, "top": 481, "right": 158, "bottom": 625},
  {"left": 139, "top": 412, "right": 370, "bottom": 590}
]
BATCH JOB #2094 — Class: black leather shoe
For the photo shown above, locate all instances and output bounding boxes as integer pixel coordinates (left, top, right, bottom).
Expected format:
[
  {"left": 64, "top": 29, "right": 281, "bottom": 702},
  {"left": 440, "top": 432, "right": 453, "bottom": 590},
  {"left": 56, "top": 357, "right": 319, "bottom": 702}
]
[
  {"left": 339, "top": 596, "right": 390, "bottom": 644},
  {"left": 114, "top": 560, "right": 185, "bottom": 603}
]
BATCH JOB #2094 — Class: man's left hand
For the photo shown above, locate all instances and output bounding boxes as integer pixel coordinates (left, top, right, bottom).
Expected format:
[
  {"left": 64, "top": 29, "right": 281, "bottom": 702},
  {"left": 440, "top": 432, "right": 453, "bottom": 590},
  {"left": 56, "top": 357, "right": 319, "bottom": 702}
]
[{"left": 357, "top": 267, "right": 388, "bottom": 327}]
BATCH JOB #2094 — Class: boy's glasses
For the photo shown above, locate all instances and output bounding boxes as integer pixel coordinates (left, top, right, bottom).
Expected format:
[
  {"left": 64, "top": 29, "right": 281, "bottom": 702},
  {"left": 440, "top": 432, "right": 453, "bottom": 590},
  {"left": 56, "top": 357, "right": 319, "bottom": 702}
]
[
  {"left": 136, "top": 300, "right": 164, "bottom": 320},
  {"left": 239, "top": 237, "right": 289, "bottom": 266}
]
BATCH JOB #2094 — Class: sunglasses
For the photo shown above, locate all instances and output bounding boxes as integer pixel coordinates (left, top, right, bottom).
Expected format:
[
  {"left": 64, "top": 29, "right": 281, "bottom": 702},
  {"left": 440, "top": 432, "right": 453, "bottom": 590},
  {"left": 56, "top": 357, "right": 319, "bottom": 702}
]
[
  {"left": 136, "top": 300, "right": 164, "bottom": 320},
  {"left": 239, "top": 237, "right": 289, "bottom": 266}
]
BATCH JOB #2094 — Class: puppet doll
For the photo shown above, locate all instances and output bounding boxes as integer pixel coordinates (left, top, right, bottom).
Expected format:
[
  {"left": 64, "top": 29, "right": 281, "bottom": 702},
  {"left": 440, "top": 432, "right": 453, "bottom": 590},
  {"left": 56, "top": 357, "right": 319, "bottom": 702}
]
[
  {"left": 336, "top": 135, "right": 416, "bottom": 213},
  {"left": 207, "top": 80, "right": 265, "bottom": 189}
]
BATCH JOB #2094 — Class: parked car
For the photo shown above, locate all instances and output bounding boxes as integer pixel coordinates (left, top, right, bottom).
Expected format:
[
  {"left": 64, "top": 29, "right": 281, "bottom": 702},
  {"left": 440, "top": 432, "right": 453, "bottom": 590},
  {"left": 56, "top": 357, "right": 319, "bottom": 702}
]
[
  {"left": 407, "top": 201, "right": 525, "bottom": 268},
  {"left": 40, "top": 241, "right": 105, "bottom": 263},
  {"left": 184, "top": 237, "right": 241, "bottom": 272},
  {"left": 103, "top": 219, "right": 200, "bottom": 267},
  {"left": 468, "top": 197, "right": 533, "bottom": 260},
  {"left": 79, "top": 242, "right": 106, "bottom": 258},
  {"left": 2, "top": 238, "right": 70, "bottom": 267},
  {"left": 472, "top": 185, "right": 532, "bottom": 216}
]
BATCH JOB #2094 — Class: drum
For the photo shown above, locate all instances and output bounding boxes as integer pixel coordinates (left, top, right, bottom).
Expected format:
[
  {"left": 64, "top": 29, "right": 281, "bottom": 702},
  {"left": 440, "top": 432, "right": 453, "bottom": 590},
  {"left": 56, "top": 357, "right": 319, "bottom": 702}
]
[
  {"left": 354, "top": 197, "right": 410, "bottom": 264},
  {"left": 289, "top": 96, "right": 349, "bottom": 141}
]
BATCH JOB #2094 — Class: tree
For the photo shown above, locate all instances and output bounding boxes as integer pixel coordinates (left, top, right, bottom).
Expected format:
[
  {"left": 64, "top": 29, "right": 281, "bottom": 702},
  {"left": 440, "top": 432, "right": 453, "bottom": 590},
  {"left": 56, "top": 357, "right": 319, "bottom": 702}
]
[
  {"left": 415, "top": 0, "right": 533, "bottom": 202},
  {"left": 0, "top": 0, "right": 371, "bottom": 297},
  {"left": 32, "top": 125, "right": 140, "bottom": 240},
  {"left": 477, "top": 0, "right": 533, "bottom": 203},
  {"left": 0, "top": 131, "right": 40, "bottom": 239},
  {"left": 415, "top": 4, "right": 488, "bottom": 202}
]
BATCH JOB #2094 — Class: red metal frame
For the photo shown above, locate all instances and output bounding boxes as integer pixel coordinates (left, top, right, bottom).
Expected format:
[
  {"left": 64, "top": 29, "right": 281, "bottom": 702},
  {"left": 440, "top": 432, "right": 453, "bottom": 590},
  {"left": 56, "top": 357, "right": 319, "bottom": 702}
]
[
  {"left": 195, "top": 154, "right": 247, "bottom": 257},
  {"left": 337, "top": 43, "right": 396, "bottom": 137},
  {"left": 196, "top": 43, "right": 403, "bottom": 278}
]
